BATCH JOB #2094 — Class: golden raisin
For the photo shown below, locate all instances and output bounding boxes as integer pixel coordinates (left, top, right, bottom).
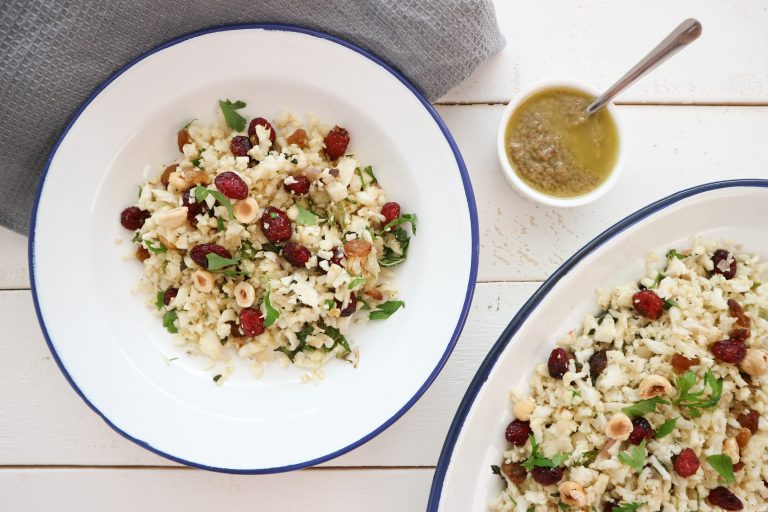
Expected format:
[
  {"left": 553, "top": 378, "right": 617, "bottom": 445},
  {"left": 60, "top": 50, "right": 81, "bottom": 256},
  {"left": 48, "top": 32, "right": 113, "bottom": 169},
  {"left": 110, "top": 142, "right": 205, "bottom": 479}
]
[
  {"left": 287, "top": 128, "right": 309, "bottom": 148},
  {"left": 344, "top": 239, "right": 372, "bottom": 258}
]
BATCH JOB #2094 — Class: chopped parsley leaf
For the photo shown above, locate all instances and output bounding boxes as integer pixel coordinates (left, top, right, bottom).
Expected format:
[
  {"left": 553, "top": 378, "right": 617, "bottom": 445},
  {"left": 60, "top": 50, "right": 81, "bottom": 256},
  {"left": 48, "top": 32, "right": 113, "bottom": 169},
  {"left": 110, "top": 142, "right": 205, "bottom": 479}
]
[
  {"left": 263, "top": 280, "right": 279, "bottom": 328},
  {"left": 521, "top": 436, "right": 569, "bottom": 471},
  {"left": 618, "top": 439, "right": 647, "bottom": 473},
  {"left": 144, "top": 239, "right": 167, "bottom": 254},
  {"left": 162, "top": 310, "right": 178, "bottom": 334},
  {"left": 296, "top": 203, "right": 318, "bottom": 225},
  {"left": 622, "top": 397, "right": 669, "bottom": 417},
  {"left": 369, "top": 300, "right": 405, "bottom": 320},
  {"left": 654, "top": 417, "right": 677, "bottom": 439},
  {"left": 673, "top": 369, "right": 723, "bottom": 419},
  {"left": 155, "top": 291, "right": 165, "bottom": 311},
  {"left": 706, "top": 454, "right": 735, "bottom": 484},
  {"left": 218, "top": 99, "right": 247, "bottom": 132}
]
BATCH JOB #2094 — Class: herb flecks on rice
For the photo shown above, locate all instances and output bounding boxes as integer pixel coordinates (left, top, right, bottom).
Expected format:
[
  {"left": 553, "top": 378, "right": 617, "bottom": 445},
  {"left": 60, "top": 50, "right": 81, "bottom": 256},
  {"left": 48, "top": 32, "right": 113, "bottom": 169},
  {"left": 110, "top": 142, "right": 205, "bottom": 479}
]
[
  {"left": 492, "top": 240, "right": 768, "bottom": 512},
  {"left": 119, "top": 101, "right": 416, "bottom": 379}
]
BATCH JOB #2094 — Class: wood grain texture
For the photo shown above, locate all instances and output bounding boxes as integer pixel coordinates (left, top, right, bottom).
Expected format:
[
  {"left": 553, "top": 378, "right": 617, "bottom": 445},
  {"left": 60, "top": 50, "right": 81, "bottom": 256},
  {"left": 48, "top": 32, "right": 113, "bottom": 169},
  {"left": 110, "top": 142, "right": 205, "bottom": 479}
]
[
  {"left": 0, "top": 467, "right": 434, "bottom": 512},
  {"left": 441, "top": 1, "right": 768, "bottom": 104},
  {"left": 0, "top": 282, "right": 538, "bottom": 467},
  {"left": 10, "top": 106, "right": 768, "bottom": 290},
  {"left": 436, "top": 104, "right": 768, "bottom": 282}
]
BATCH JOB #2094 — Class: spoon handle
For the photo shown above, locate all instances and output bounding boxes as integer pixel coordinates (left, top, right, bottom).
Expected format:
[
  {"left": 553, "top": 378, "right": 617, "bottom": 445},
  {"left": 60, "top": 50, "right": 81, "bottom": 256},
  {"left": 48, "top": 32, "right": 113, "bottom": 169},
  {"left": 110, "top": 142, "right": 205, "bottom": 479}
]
[{"left": 586, "top": 18, "right": 702, "bottom": 115}]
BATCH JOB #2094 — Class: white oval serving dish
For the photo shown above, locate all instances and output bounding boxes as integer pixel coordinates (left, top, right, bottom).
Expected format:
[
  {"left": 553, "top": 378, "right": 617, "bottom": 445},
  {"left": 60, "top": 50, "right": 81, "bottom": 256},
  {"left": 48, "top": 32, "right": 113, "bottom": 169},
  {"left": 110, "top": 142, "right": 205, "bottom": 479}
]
[{"left": 428, "top": 180, "right": 768, "bottom": 510}]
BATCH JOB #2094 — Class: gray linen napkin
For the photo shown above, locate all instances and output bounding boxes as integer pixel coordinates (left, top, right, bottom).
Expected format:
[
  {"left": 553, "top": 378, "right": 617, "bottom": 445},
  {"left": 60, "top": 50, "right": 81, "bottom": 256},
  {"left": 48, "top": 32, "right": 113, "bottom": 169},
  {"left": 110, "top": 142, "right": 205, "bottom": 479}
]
[{"left": 0, "top": 0, "right": 504, "bottom": 234}]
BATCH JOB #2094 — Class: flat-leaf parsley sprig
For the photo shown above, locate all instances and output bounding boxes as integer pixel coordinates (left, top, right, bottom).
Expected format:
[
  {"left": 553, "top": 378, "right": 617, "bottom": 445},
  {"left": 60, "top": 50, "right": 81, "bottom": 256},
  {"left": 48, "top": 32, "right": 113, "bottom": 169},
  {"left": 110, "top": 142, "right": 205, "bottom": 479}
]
[
  {"left": 521, "top": 436, "right": 570, "bottom": 471},
  {"left": 673, "top": 369, "right": 723, "bottom": 419}
]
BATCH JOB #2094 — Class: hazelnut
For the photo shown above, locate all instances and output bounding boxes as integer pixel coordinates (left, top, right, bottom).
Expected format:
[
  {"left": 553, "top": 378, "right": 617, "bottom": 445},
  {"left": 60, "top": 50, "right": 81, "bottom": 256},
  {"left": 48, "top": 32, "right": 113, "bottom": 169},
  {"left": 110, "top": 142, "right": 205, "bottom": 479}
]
[
  {"left": 723, "top": 437, "right": 740, "bottom": 464},
  {"left": 233, "top": 197, "right": 259, "bottom": 224},
  {"left": 168, "top": 171, "right": 189, "bottom": 190},
  {"left": 558, "top": 481, "right": 587, "bottom": 507},
  {"left": 156, "top": 207, "right": 188, "bottom": 229},
  {"left": 234, "top": 281, "right": 256, "bottom": 308},
  {"left": 740, "top": 348, "right": 768, "bottom": 377},
  {"left": 735, "top": 428, "right": 752, "bottom": 449},
  {"left": 605, "top": 412, "right": 633, "bottom": 441},
  {"left": 638, "top": 374, "right": 674, "bottom": 399},
  {"left": 192, "top": 269, "right": 214, "bottom": 293},
  {"left": 513, "top": 397, "right": 536, "bottom": 422}
]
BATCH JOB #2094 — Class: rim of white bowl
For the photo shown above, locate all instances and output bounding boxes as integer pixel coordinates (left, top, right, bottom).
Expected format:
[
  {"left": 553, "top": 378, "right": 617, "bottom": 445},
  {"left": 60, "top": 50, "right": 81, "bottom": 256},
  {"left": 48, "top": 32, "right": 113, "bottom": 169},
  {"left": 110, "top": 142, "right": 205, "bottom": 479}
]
[
  {"left": 427, "top": 178, "right": 768, "bottom": 510},
  {"left": 27, "top": 23, "right": 480, "bottom": 474},
  {"left": 496, "top": 79, "right": 626, "bottom": 207}
]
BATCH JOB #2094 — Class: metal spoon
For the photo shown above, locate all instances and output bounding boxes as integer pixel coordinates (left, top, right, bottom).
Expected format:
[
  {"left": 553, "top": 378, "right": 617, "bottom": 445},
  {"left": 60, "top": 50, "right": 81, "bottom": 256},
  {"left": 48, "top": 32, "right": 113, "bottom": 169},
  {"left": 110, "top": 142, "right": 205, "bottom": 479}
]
[{"left": 586, "top": 18, "right": 702, "bottom": 115}]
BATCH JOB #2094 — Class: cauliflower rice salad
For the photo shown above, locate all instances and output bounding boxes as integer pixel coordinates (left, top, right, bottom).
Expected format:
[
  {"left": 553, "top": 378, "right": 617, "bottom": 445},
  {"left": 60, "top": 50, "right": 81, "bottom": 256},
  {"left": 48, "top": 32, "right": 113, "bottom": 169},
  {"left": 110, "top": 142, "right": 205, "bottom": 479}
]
[
  {"left": 119, "top": 99, "right": 416, "bottom": 380},
  {"left": 493, "top": 240, "right": 768, "bottom": 511}
]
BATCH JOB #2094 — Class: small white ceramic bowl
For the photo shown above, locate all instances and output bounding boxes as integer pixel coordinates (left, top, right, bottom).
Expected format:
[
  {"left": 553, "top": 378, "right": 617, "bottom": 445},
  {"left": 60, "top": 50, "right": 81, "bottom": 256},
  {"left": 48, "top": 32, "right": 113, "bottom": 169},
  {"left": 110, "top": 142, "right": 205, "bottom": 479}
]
[{"left": 496, "top": 79, "right": 626, "bottom": 207}]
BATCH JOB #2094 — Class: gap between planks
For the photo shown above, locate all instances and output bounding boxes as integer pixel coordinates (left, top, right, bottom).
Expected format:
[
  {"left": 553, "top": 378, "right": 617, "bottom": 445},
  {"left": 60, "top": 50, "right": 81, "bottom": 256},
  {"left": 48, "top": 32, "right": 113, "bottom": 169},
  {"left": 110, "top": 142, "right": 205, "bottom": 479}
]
[
  {"left": 0, "top": 465, "right": 435, "bottom": 471},
  {"left": 0, "top": 280, "right": 544, "bottom": 293},
  {"left": 434, "top": 100, "right": 768, "bottom": 107}
]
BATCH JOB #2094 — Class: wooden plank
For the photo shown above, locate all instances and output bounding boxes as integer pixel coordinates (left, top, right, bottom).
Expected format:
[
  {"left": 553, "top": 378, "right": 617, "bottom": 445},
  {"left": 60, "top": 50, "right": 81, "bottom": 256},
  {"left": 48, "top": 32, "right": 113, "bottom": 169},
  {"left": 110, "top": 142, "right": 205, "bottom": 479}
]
[
  {"left": 0, "top": 282, "right": 538, "bottom": 467},
  {"left": 0, "top": 467, "right": 433, "bottom": 511},
  {"left": 8, "top": 105, "right": 768, "bottom": 289},
  {"left": 435, "top": 104, "right": 768, "bottom": 282},
  {"left": 0, "top": 226, "right": 27, "bottom": 289},
  {"left": 442, "top": 0, "right": 768, "bottom": 103}
]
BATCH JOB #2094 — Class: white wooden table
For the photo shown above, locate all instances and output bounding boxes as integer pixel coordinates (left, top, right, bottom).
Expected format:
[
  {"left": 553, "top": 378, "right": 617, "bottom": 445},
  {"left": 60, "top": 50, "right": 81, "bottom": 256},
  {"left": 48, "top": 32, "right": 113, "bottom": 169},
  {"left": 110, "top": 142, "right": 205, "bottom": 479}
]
[{"left": 3, "top": 2, "right": 767, "bottom": 509}]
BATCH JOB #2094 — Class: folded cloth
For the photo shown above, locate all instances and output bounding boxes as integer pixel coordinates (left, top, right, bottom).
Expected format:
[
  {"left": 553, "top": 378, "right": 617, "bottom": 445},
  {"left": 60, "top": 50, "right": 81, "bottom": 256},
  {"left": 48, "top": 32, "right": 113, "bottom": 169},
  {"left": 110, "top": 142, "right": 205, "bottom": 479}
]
[{"left": 0, "top": 0, "right": 505, "bottom": 234}]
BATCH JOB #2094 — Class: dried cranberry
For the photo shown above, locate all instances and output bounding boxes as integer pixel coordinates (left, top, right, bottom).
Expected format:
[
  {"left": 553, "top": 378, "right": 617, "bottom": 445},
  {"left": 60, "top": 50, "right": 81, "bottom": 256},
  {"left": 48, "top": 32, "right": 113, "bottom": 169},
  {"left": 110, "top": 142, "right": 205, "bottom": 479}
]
[
  {"left": 163, "top": 288, "right": 178, "bottom": 306},
  {"left": 589, "top": 349, "right": 608, "bottom": 378},
  {"left": 671, "top": 354, "right": 700, "bottom": 374},
  {"left": 547, "top": 348, "right": 570, "bottom": 378},
  {"left": 248, "top": 117, "right": 276, "bottom": 147},
  {"left": 230, "top": 135, "right": 252, "bottom": 157},
  {"left": 381, "top": 202, "right": 401, "bottom": 225},
  {"left": 737, "top": 410, "right": 759, "bottom": 434},
  {"left": 324, "top": 125, "right": 350, "bottom": 160},
  {"left": 711, "top": 338, "right": 747, "bottom": 364},
  {"left": 214, "top": 171, "right": 249, "bottom": 200},
  {"left": 239, "top": 307, "right": 265, "bottom": 337},
  {"left": 120, "top": 206, "right": 149, "bottom": 230},
  {"left": 603, "top": 502, "right": 619, "bottom": 512},
  {"left": 228, "top": 320, "right": 245, "bottom": 338},
  {"left": 182, "top": 187, "right": 207, "bottom": 226},
  {"left": 708, "top": 486, "right": 743, "bottom": 510},
  {"left": 319, "top": 246, "right": 344, "bottom": 272},
  {"left": 501, "top": 462, "right": 527, "bottom": 484},
  {"left": 632, "top": 289, "right": 664, "bottom": 320},
  {"left": 712, "top": 249, "right": 737, "bottom": 279},
  {"left": 628, "top": 417, "right": 655, "bottom": 445},
  {"left": 260, "top": 206, "right": 292, "bottom": 243},
  {"left": 504, "top": 419, "right": 532, "bottom": 446},
  {"left": 530, "top": 466, "right": 563, "bottom": 486},
  {"left": 189, "top": 243, "right": 232, "bottom": 268},
  {"left": 673, "top": 448, "right": 700, "bottom": 477},
  {"left": 283, "top": 242, "right": 311, "bottom": 267},
  {"left": 337, "top": 293, "right": 357, "bottom": 317},
  {"left": 283, "top": 175, "right": 310, "bottom": 195}
]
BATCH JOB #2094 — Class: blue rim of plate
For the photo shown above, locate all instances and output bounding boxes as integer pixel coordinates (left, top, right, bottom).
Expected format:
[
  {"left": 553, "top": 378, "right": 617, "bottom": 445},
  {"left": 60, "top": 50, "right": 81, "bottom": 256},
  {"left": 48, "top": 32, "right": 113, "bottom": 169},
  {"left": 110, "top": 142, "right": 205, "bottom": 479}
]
[
  {"left": 28, "top": 23, "right": 479, "bottom": 474},
  {"left": 427, "top": 178, "right": 768, "bottom": 510}
]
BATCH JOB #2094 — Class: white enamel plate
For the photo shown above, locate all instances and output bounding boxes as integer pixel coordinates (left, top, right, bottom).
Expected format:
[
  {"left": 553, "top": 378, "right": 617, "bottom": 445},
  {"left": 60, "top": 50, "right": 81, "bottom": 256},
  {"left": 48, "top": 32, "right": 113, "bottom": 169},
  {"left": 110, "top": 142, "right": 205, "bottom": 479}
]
[
  {"left": 30, "top": 25, "right": 478, "bottom": 472},
  {"left": 429, "top": 181, "right": 768, "bottom": 511}
]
